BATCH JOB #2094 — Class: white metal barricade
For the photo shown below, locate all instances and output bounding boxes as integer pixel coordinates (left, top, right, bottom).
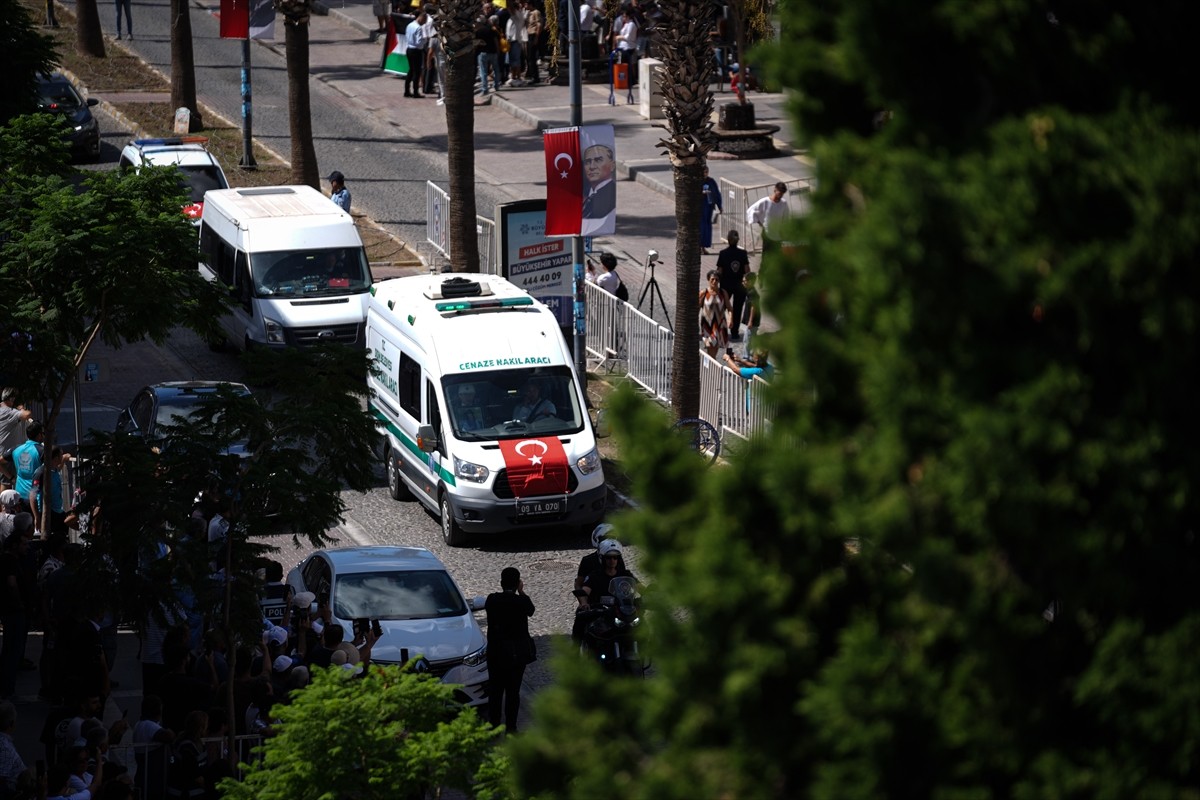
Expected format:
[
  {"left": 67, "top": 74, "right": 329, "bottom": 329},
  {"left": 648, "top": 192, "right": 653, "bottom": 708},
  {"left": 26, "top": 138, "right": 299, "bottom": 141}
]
[
  {"left": 584, "top": 281, "right": 626, "bottom": 369},
  {"left": 624, "top": 305, "right": 673, "bottom": 403},
  {"left": 719, "top": 176, "right": 814, "bottom": 253},
  {"left": 425, "top": 181, "right": 450, "bottom": 259},
  {"left": 476, "top": 216, "right": 498, "bottom": 274},
  {"left": 698, "top": 350, "right": 773, "bottom": 444}
]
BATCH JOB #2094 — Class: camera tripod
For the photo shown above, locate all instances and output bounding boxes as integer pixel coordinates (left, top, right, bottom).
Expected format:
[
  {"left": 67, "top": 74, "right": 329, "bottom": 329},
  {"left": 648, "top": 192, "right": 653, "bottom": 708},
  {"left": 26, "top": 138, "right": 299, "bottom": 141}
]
[{"left": 637, "top": 256, "right": 673, "bottom": 331}]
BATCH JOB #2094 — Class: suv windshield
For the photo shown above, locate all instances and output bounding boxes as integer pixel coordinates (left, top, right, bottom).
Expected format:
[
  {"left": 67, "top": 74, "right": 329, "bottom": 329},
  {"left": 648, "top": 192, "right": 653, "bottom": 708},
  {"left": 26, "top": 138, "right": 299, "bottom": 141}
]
[
  {"left": 178, "top": 165, "right": 227, "bottom": 202},
  {"left": 37, "top": 81, "right": 82, "bottom": 110},
  {"left": 443, "top": 366, "right": 584, "bottom": 440},
  {"left": 334, "top": 570, "right": 467, "bottom": 620},
  {"left": 252, "top": 248, "right": 371, "bottom": 298}
]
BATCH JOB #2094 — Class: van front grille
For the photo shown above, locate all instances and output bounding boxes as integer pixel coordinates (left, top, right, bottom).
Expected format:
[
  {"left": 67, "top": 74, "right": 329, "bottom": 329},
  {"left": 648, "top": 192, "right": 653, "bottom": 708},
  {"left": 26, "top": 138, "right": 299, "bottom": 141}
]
[
  {"left": 492, "top": 468, "right": 579, "bottom": 499},
  {"left": 286, "top": 323, "right": 361, "bottom": 346}
]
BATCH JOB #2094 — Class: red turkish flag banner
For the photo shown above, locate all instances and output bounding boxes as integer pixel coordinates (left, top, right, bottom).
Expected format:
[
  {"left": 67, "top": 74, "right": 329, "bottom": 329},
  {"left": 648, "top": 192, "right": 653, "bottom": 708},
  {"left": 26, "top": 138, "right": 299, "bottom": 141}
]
[
  {"left": 220, "top": 0, "right": 250, "bottom": 38},
  {"left": 544, "top": 127, "right": 583, "bottom": 236},
  {"left": 498, "top": 437, "right": 570, "bottom": 497}
]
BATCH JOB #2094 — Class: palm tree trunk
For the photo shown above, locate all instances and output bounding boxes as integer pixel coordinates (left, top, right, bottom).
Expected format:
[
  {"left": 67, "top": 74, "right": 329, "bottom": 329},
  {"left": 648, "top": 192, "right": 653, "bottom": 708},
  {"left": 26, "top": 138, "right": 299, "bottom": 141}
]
[
  {"left": 75, "top": 0, "right": 106, "bottom": 57},
  {"left": 284, "top": 16, "right": 320, "bottom": 188},
  {"left": 671, "top": 165, "right": 704, "bottom": 417},
  {"left": 170, "top": 0, "right": 203, "bottom": 131},
  {"left": 438, "top": 0, "right": 481, "bottom": 272},
  {"left": 655, "top": 0, "right": 716, "bottom": 419}
]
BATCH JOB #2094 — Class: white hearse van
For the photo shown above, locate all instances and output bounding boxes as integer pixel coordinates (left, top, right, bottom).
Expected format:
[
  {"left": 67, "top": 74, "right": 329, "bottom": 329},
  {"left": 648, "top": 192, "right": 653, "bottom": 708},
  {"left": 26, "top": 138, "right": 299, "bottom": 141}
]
[
  {"left": 198, "top": 185, "right": 372, "bottom": 349},
  {"left": 367, "top": 274, "right": 607, "bottom": 546}
]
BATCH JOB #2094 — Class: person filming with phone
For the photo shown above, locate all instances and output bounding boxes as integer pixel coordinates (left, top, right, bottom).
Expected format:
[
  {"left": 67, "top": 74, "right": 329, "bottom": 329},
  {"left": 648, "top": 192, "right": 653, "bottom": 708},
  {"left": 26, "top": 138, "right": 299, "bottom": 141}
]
[{"left": 484, "top": 567, "right": 535, "bottom": 733}]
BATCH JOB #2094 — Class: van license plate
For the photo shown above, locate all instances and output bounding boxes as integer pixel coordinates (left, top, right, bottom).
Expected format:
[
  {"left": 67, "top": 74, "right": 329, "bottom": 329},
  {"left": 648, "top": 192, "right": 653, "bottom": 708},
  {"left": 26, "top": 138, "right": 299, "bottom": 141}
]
[{"left": 517, "top": 499, "right": 563, "bottom": 517}]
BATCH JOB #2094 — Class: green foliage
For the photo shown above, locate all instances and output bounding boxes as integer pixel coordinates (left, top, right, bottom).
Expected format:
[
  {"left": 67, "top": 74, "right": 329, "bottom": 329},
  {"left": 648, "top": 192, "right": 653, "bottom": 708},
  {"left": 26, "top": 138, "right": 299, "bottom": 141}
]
[
  {"left": 512, "top": 1, "right": 1200, "bottom": 797},
  {"left": 0, "top": 164, "right": 229, "bottom": 416},
  {"left": 219, "top": 664, "right": 511, "bottom": 800},
  {"left": 0, "top": 114, "right": 72, "bottom": 184},
  {"left": 0, "top": 0, "right": 59, "bottom": 124},
  {"left": 79, "top": 344, "right": 380, "bottom": 649}
]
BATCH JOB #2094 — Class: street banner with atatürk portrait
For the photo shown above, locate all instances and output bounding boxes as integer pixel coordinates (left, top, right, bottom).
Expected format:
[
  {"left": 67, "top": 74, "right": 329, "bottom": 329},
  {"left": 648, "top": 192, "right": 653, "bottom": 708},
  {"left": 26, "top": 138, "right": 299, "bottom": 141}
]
[{"left": 543, "top": 124, "right": 616, "bottom": 237}]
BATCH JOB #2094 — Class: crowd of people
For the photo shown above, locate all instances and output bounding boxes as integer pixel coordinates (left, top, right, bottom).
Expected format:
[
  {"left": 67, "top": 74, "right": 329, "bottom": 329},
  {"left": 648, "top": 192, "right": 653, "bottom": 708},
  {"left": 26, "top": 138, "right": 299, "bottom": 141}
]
[{"left": 463, "top": 0, "right": 655, "bottom": 96}]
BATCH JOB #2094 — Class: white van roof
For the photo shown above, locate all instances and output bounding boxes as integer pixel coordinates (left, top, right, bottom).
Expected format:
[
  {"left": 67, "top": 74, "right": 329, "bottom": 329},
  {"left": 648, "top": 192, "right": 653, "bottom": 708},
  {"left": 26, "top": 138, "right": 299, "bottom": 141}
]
[
  {"left": 202, "top": 185, "right": 362, "bottom": 251},
  {"left": 370, "top": 275, "right": 569, "bottom": 374}
]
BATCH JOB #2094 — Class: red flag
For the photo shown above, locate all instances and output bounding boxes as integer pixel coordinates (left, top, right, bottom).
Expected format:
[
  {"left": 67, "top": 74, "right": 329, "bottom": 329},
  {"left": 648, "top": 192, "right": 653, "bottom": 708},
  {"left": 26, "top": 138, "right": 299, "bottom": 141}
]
[
  {"left": 219, "top": 0, "right": 249, "bottom": 38},
  {"left": 544, "top": 127, "right": 583, "bottom": 237},
  {"left": 498, "top": 437, "right": 570, "bottom": 497}
]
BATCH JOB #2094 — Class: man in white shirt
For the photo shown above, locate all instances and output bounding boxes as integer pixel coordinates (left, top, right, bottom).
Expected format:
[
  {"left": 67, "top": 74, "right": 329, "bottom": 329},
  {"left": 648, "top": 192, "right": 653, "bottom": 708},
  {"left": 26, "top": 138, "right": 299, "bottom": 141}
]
[
  {"left": 404, "top": 8, "right": 429, "bottom": 98},
  {"left": 746, "top": 181, "right": 790, "bottom": 253},
  {"left": 579, "top": 0, "right": 594, "bottom": 32},
  {"left": 595, "top": 252, "right": 621, "bottom": 296}
]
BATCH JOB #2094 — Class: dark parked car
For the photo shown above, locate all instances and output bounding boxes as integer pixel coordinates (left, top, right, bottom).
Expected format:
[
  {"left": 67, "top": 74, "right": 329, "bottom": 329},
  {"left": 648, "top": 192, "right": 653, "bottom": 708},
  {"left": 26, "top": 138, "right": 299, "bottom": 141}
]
[
  {"left": 116, "top": 381, "right": 253, "bottom": 455},
  {"left": 36, "top": 72, "right": 101, "bottom": 161}
]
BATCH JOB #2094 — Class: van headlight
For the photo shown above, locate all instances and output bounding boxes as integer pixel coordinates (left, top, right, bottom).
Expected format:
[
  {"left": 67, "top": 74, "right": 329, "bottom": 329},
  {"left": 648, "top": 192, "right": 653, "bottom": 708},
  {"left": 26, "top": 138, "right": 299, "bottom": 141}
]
[
  {"left": 263, "top": 316, "right": 285, "bottom": 344},
  {"left": 463, "top": 643, "right": 487, "bottom": 667},
  {"left": 454, "top": 456, "right": 489, "bottom": 483},
  {"left": 576, "top": 447, "right": 601, "bottom": 475}
]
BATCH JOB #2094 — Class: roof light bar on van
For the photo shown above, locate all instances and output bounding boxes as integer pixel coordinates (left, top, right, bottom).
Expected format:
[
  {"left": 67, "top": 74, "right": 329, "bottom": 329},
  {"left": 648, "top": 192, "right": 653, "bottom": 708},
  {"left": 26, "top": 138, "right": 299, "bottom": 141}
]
[
  {"left": 435, "top": 297, "right": 535, "bottom": 313},
  {"left": 132, "top": 136, "right": 209, "bottom": 147}
]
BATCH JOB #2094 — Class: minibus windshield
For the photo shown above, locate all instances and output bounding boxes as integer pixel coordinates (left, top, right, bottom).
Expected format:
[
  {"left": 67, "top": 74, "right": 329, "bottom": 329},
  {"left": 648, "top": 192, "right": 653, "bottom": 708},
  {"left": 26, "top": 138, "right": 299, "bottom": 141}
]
[
  {"left": 253, "top": 248, "right": 371, "bottom": 298},
  {"left": 444, "top": 367, "right": 584, "bottom": 440}
]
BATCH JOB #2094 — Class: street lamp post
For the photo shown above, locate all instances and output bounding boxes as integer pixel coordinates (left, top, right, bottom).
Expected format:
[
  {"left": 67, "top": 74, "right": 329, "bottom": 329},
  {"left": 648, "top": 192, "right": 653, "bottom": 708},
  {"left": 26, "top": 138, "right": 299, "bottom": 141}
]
[{"left": 569, "top": 0, "right": 586, "bottom": 379}]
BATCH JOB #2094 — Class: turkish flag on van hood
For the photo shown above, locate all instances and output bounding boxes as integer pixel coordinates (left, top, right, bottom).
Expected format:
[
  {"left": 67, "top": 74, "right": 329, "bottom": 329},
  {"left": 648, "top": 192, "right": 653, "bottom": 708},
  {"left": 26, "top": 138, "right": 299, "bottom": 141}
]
[{"left": 499, "top": 437, "right": 570, "bottom": 497}]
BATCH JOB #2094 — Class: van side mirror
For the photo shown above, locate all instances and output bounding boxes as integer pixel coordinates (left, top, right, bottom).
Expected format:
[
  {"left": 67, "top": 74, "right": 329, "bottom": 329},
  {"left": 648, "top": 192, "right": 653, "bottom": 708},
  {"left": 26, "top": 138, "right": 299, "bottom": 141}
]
[{"left": 417, "top": 425, "right": 439, "bottom": 453}]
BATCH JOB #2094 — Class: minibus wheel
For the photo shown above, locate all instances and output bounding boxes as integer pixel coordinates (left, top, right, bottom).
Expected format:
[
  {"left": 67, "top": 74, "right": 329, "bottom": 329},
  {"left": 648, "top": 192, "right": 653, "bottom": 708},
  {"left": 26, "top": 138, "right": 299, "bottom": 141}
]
[
  {"left": 440, "top": 493, "right": 467, "bottom": 547},
  {"left": 385, "top": 443, "right": 410, "bottom": 500}
]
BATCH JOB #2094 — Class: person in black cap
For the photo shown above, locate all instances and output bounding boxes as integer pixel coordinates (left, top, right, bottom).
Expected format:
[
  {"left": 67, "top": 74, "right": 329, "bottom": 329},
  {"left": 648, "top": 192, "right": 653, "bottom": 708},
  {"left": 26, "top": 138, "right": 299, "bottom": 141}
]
[{"left": 328, "top": 171, "right": 351, "bottom": 213}]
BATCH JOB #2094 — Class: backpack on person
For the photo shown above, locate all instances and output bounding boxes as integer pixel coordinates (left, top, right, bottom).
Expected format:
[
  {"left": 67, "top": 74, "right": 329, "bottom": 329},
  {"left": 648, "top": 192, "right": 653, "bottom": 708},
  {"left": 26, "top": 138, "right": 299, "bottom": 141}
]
[{"left": 615, "top": 278, "right": 629, "bottom": 302}]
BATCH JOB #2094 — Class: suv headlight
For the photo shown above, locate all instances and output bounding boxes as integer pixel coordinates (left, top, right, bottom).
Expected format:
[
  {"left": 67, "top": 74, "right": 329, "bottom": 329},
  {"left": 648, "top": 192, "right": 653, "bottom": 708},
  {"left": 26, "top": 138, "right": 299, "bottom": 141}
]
[
  {"left": 454, "top": 456, "right": 489, "bottom": 483},
  {"left": 463, "top": 643, "right": 487, "bottom": 667},
  {"left": 576, "top": 447, "right": 601, "bottom": 475},
  {"left": 263, "top": 316, "right": 285, "bottom": 344}
]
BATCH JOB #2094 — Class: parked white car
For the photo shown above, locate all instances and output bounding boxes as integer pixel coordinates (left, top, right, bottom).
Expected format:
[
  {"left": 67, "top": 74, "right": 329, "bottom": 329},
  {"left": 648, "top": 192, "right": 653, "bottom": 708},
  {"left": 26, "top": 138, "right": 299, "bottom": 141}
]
[{"left": 286, "top": 546, "right": 488, "bottom": 706}]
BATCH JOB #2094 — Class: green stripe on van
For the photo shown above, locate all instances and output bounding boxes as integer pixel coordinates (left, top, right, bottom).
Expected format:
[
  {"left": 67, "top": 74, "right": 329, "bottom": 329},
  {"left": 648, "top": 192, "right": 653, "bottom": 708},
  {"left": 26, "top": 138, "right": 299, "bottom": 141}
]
[{"left": 369, "top": 404, "right": 458, "bottom": 487}]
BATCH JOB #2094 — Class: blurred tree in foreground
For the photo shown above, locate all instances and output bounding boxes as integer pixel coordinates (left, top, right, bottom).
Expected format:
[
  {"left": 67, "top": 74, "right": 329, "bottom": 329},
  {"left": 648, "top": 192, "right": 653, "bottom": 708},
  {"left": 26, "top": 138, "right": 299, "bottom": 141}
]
[
  {"left": 219, "top": 664, "right": 510, "bottom": 800},
  {"left": 509, "top": 1, "right": 1200, "bottom": 797}
]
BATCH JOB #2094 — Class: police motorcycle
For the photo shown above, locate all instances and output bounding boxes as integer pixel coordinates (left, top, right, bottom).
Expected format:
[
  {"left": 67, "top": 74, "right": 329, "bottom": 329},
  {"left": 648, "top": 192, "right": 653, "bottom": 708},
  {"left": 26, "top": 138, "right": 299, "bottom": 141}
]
[{"left": 572, "top": 576, "right": 648, "bottom": 676}]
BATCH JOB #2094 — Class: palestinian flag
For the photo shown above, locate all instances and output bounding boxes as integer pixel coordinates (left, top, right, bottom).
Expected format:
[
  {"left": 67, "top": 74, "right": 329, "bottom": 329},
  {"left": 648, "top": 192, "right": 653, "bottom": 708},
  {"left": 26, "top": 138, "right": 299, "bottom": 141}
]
[{"left": 382, "top": 15, "right": 409, "bottom": 76}]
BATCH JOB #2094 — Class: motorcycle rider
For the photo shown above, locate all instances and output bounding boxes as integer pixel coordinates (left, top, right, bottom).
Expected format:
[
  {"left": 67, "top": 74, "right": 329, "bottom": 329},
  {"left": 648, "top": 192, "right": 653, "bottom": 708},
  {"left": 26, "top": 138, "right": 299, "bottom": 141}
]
[
  {"left": 575, "top": 523, "right": 616, "bottom": 591},
  {"left": 576, "top": 540, "right": 636, "bottom": 611}
]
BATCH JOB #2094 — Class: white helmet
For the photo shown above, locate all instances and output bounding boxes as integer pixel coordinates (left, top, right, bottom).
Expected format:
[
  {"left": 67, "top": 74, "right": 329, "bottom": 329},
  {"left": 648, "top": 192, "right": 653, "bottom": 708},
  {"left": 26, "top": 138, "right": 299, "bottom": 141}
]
[
  {"left": 591, "top": 523, "right": 615, "bottom": 549},
  {"left": 597, "top": 539, "right": 623, "bottom": 559}
]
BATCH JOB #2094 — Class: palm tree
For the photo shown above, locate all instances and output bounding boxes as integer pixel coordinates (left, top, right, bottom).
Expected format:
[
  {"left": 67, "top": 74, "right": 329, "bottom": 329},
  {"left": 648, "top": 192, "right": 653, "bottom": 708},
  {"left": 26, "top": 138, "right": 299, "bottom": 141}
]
[
  {"left": 170, "top": 0, "right": 203, "bottom": 131},
  {"left": 275, "top": 0, "right": 320, "bottom": 187},
  {"left": 435, "top": 0, "right": 481, "bottom": 272},
  {"left": 75, "top": 0, "right": 105, "bottom": 57},
  {"left": 655, "top": 0, "right": 716, "bottom": 419}
]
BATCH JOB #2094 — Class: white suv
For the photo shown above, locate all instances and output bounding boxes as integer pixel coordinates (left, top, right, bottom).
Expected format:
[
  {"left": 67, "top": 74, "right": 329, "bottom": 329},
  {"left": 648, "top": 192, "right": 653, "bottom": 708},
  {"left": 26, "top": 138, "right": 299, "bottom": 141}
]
[{"left": 118, "top": 136, "right": 230, "bottom": 225}]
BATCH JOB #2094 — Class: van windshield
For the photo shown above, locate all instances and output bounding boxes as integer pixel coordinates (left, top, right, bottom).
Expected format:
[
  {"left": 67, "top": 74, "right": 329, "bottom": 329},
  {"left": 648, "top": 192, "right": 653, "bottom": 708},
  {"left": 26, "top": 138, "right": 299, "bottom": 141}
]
[
  {"left": 444, "top": 367, "right": 584, "bottom": 440},
  {"left": 253, "top": 248, "right": 371, "bottom": 298}
]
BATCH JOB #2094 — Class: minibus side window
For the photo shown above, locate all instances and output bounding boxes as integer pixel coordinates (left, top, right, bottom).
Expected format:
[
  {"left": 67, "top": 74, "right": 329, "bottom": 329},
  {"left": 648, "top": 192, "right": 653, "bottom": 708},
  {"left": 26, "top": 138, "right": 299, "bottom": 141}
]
[
  {"left": 235, "top": 252, "right": 251, "bottom": 312},
  {"left": 398, "top": 354, "right": 421, "bottom": 419},
  {"left": 217, "top": 240, "right": 236, "bottom": 287},
  {"left": 426, "top": 380, "right": 443, "bottom": 440}
]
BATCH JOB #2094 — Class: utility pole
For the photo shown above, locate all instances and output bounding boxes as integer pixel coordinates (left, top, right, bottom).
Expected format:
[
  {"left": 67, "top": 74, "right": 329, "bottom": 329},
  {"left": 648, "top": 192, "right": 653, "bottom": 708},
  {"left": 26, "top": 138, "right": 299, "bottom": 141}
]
[
  {"left": 240, "top": 38, "right": 257, "bottom": 169},
  {"left": 569, "top": 0, "right": 585, "bottom": 379}
]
